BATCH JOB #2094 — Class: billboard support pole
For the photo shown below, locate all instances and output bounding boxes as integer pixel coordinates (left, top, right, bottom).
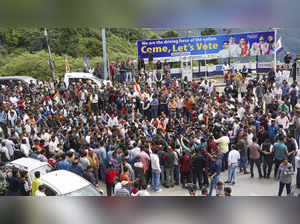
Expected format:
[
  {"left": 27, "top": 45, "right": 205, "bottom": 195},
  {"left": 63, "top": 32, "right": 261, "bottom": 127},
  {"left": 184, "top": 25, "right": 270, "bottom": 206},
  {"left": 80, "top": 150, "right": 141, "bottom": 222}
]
[{"left": 204, "top": 38, "right": 207, "bottom": 79}]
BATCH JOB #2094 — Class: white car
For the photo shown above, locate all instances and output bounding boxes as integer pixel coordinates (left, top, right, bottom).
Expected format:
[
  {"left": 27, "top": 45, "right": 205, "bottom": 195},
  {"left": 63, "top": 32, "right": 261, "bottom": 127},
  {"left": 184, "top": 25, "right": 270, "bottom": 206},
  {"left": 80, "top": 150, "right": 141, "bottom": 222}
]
[
  {"left": 0, "top": 76, "right": 37, "bottom": 86},
  {"left": 6, "top": 158, "right": 53, "bottom": 185},
  {"left": 40, "top": 170, "right": 103, "bottom": 196},
  {"left": 64, "top": 72, "right": 111, "bottom": 89}
]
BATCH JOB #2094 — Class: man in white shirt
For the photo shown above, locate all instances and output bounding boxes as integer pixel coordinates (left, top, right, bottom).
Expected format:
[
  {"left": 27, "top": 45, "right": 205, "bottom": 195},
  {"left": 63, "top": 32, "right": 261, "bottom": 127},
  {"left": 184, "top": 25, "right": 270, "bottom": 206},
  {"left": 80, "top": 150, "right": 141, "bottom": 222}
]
[
  {"left": 228, "top": 36, "right": 241, "bottom": 57},
  {"left": 276, "top": 112, "right": 289, "bottom": 131},
  {"left": 225, "top": 145, "right": 240, "bottom": 185},
  {"left": 20, "top": 139, "right": 30, "bottom": 157},
  {"left": 3, "top": 138, "right": 15, "bottom": 159},
  {"left": 219, "top": 41, "right": 230, "bottom": 58},
  {"left": 150, "top": 148, "right": 162, "bottom": 192},
  {"left": 282, "top": 70, "right": 290, "bottom": 83},
  {"left": 41, "top": 130, "right": 51, "bottom": 146},
  {"left": 108, "top": 114, "right": 118, "bottom": 127}
]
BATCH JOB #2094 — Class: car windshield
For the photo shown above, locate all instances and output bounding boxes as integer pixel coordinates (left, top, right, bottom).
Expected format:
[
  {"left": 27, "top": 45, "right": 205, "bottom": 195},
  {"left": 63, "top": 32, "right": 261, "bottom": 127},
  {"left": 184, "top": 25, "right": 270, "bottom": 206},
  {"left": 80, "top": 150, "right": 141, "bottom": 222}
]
[
  {"left": 29, "top": 165, "right": 53, "bottom": 182},
  {"left": 64, "top": 184, "right": 102, "bottom": 196}
]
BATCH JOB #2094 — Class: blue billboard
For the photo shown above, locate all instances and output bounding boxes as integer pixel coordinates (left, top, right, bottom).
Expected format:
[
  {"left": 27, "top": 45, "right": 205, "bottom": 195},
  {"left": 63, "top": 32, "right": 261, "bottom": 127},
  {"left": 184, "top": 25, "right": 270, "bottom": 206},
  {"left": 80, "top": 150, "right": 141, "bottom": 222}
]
[{"left": 137, "top": 31, "right": 275, "bottom": 59}]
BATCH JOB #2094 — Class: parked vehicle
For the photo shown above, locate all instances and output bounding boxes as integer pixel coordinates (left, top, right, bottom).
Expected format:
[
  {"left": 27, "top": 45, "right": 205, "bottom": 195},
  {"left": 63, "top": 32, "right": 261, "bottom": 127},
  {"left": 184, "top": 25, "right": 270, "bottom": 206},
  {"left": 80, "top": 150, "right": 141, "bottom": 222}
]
[
  {"left": 6, "top": 158, "right": 53, "bottom": 185},
  {"left": 64, "top": 72, "right": 111, "bottom": 89},
  {"left": 40, "top": 170, "right": 104, "bottom": 196}
]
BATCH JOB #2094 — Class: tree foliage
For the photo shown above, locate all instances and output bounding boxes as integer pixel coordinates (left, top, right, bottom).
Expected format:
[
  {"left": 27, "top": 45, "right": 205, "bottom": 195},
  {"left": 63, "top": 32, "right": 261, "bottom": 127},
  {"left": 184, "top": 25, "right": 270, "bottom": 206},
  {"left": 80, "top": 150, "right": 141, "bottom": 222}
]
[
  {"left": 201, "top": 28, "right": 217, "bottom": 36},
  {"left": 159, "top": 30, "right": 180, "bottom": 39}
]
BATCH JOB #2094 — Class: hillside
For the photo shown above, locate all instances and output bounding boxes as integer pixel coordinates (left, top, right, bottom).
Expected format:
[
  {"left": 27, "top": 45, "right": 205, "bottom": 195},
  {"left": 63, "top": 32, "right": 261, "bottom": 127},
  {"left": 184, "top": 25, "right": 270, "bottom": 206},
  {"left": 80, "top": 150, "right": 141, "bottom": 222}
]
[{"left": 0, "top": 28, "right": 157, "bottom": 80}]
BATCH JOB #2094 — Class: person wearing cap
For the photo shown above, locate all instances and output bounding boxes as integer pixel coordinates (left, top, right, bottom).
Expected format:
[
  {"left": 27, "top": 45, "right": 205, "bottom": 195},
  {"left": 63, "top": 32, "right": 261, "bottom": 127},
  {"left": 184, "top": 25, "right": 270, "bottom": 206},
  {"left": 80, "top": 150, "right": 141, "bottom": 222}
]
[{"left": 278, "top": 158, "right": 294, "bottom": 196}]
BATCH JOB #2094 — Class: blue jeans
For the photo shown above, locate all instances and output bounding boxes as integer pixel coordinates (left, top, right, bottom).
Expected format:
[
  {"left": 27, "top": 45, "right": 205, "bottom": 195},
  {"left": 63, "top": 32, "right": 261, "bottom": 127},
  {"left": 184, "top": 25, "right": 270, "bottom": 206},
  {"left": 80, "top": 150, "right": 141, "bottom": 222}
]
[
  {"left": 100, "top": 163, "right": 107, "bottom": 182},
  {"left": 227, "top": 163, "right": 238, "bottom": 183},
  {"left": 208, "top": 175, "right": 219, "bottom": 196},
  {"left": 151, "top": 106, "right": 158, "bottom": 118},
  {"left": 240, "top": 156, "right": 248, "bottom": 172},
  {"left": 297, "top": 168, "right": 300, "bottom": 189},
  {"left": 152, "top": 169, "right": 161, "bottom": 191},
  {"left": 174, "top": 165, "right": 180, "bottom": 185},
  {"left": 296, "top": 130, "right": 300, "bottom": 147},
  {"left": 160, "top": 165, "right": 165, "bottom": 185},
  {"left": 288, "top": 155, "right": 295, "bottom": 171},
  {"left": 120, "top": 71, "right": 126, "bottom": 83}
]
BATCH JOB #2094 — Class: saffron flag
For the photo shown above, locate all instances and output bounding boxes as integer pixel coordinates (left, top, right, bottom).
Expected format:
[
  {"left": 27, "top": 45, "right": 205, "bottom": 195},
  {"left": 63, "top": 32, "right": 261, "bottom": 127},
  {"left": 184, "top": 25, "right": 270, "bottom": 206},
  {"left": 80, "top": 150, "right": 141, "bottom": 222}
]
[
  {"left": 65, "top": 55, "right": 70, "bottom": 73},
  {"left": 134, "top": 77, "right": 144, "bottom": 102},
  {"left": 276, "top": 37, "right": 283, "bottom": 53},
  {"left": 53, "top": 91, "right": 60, "bottom": 102}
]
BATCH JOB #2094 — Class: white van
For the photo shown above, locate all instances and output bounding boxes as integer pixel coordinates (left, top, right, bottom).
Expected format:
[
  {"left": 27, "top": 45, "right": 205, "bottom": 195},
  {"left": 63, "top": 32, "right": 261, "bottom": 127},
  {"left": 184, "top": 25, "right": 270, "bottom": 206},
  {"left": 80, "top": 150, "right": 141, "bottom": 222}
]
[
  {"left": 64, "top": 72, "right": 111, "bottom": 89},
  {"left": 40, "top": 170, "right": 103, "bottom": 196},
  {"left": 6, "top": 158, "right": 53, "bottom": 185},
  {"left": 0, "top": 76, "right": 37, "bottom": 86}
]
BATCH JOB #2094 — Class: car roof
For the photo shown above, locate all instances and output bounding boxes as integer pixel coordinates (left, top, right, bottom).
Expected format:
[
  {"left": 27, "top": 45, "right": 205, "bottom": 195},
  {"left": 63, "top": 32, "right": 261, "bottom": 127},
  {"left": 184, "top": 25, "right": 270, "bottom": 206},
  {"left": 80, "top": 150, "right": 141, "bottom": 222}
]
[
  {"left": 0, "top": 76, "right": 37, "bottom": 81},
  {"left": 65, "top": 72, "right": 95, "bottom": 78},
  {"left": 9, "top": 158, "right": 49, "bottom": 171},
  {"left": 40, "top": 170, "right": 91, "bottom": 195}
]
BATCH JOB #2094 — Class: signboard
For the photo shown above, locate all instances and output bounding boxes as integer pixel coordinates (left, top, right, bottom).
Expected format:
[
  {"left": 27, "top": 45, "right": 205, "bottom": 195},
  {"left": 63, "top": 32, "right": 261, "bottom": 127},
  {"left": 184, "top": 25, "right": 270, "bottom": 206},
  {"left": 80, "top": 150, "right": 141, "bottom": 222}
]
[{"left": 137, "top": 31, "right": 275, "bottom": 60}]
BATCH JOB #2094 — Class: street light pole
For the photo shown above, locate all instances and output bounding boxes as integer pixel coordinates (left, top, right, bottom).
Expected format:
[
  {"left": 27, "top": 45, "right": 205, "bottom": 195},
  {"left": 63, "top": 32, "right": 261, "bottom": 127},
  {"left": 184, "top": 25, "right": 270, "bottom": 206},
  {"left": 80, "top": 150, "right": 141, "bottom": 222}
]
[{"left": 102, "top": 28, "right": 108, "bottom": 80}]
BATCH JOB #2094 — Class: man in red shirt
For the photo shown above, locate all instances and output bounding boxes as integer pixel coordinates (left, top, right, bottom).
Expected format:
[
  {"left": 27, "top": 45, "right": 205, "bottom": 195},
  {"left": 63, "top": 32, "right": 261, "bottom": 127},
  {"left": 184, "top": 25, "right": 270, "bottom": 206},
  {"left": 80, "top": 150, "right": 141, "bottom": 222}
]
[
  {"left": 179, "top": 151, "right": 191, "bottom": 188},
  {"left": 109, "top": 62, "right": 115, "bottom": 84},
  {"left": 105, "top": 162, "right": 118, "bottom": 196}
]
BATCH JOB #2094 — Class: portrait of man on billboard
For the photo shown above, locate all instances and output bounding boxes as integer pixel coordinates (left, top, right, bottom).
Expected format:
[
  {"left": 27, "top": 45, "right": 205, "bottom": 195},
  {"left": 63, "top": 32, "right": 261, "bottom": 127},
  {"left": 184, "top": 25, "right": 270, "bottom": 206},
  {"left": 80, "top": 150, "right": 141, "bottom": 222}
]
[
  {"left": 228, "top": 35, "right": 241, "bottom": 58},
  {"left": 218, "top": 40, "right": 230, "bottom": 58}
]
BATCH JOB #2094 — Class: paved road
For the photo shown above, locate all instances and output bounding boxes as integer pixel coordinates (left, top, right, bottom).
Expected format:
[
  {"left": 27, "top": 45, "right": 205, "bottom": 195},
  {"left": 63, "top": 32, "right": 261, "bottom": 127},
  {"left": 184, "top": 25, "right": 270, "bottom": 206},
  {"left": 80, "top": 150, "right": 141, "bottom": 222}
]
[{"left": 98, "top": 168, "right": 300, "bottom": 196}]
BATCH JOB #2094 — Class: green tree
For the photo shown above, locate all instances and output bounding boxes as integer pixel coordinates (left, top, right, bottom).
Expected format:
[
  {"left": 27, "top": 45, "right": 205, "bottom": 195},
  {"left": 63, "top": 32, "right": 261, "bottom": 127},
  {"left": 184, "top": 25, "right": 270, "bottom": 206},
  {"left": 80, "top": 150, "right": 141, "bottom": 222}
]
[
  {"left": 159, "top": 30, "right": 180, "bottom": 38},
  {"left": 200, "top": 28, "right": 217, "bottom": 36}
]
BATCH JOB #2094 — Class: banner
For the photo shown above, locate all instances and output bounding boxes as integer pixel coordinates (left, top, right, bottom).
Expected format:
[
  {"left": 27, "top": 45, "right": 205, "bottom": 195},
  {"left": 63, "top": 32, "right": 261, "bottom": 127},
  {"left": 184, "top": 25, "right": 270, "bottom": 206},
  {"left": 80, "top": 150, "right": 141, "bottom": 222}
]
[{"left": 137, "top": 31, "right": 275, "bottom": 59}]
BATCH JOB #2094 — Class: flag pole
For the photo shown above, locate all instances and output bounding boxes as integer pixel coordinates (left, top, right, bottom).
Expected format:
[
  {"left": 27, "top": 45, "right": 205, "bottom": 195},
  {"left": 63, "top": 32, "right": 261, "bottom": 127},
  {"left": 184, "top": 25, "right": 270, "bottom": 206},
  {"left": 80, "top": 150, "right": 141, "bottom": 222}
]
[
  {"left": 44, "top": 28, "right": 55, "bottom": 79},
  {"left": 273, "top": 28, "right": 279, "bottom": 73}
]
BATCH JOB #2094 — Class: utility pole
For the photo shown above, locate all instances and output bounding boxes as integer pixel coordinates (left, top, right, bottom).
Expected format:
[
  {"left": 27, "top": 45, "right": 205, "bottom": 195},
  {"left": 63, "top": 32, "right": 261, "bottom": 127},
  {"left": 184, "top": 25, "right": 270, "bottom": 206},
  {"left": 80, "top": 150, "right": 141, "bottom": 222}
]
[
  {"left": 102, "top": 28, "right": 108, "bottom": 80},
  {"left": 44, "top": 28, "right": 55, "bottom": 79}
]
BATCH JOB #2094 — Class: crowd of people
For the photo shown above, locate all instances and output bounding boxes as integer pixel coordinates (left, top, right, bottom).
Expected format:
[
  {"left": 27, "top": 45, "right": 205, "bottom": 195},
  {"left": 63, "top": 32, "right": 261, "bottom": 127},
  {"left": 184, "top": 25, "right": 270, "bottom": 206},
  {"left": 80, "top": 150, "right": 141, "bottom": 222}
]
[{"left": 0, "top": 57, "right": 300, "bottom": 197}]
